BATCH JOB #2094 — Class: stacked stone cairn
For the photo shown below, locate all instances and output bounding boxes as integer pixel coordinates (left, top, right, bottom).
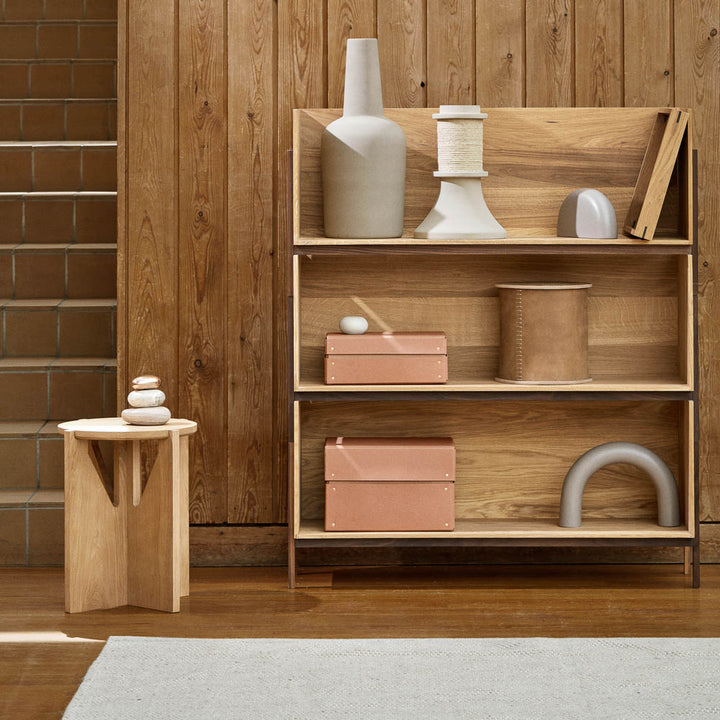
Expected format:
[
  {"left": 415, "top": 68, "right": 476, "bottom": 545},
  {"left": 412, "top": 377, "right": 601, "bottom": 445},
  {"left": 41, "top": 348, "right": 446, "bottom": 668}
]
[{"left": 121, "top": 375, "right": 171, "bottom": 426}]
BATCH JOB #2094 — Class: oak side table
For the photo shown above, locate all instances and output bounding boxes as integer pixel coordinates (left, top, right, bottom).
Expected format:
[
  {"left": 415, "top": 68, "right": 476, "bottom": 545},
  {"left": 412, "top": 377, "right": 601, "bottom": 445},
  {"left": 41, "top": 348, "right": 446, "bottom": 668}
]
[{"left": 59, "top": 418, "right": 197, "bottom": 613}]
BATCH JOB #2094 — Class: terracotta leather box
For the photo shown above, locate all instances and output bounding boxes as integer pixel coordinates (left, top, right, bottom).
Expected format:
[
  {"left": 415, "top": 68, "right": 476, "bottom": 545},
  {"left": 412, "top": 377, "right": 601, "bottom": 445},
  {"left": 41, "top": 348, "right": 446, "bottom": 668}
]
[
  {"left": 324, "top": 437, "right": 455, "bottom": 532},
  {"left": 324, "top": 332, "right": 448, "bottom": 384}
]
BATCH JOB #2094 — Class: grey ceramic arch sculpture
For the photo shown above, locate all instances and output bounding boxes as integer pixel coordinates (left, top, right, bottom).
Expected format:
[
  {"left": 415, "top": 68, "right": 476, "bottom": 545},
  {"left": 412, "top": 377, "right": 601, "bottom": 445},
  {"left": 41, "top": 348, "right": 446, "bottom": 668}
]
[{"left": 559, "top": 442, "right": 680, "bottom": 528}]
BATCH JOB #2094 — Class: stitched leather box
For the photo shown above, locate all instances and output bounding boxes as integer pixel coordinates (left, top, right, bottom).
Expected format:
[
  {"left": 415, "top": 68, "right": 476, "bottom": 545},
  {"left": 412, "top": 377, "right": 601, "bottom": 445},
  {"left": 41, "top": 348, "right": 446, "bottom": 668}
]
[
  {"left": 496, "top": 283, "right": 591, "bottom": 385},
  {"left": 324, "top": 437, "right": 455, "bottom": 532},
  {"left": 324, "top": 332, "right": 448, "bottom": 384}
]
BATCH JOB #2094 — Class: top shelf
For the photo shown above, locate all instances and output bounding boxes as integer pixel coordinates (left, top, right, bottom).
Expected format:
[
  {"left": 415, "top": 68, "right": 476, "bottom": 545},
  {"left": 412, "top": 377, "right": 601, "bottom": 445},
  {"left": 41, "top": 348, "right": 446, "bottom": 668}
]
[
  {"left": 294, "top": 235, "right": 692, "bottom": 254},
  {"left": 293, "top": 107, "right": 694, "bottom": 250}
]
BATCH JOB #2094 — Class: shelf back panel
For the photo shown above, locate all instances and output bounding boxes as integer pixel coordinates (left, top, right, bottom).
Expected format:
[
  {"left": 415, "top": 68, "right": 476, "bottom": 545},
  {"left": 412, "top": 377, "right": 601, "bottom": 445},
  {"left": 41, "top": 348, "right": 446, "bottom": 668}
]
[
  {"left": 298, "top": 400, "right": 688, "bottom": 526},
  {"left": 295, "top": 107, "right": 688, "bottom": 240},
  {"left": 298, "top": 254, "right": 682, "bottom": 385}
]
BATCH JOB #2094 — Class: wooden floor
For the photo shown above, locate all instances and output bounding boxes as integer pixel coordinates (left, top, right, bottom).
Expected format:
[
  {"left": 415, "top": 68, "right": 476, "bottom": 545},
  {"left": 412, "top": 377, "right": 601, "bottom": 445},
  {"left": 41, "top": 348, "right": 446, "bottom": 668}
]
[{"left": 2, "top": 564, "right": 720, "bottom": 719}]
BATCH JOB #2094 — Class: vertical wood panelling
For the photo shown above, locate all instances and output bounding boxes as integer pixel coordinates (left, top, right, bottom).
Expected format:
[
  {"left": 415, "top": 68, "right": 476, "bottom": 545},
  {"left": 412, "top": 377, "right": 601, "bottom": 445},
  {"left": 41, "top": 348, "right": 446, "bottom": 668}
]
[
  {"left": 119, "top": 0, "right": 720, "bottom": 544},
  {"left": 575, "top": 0, "right": 623, "bottom": 106},
  {"left": 476, "top": 0, "right": 525, "bottom": 107},
  {"left": 427, "top": 0, "right": 474, "bottom": 105},
  {"left": 675, "top": 0, "right": 720, "bottom": 520},
  {"left": 178, "top": 0, "right": 227, "bottom": 523},
  {"left": 526, "top": 0, "right": 575, "bottom": 106},
  {"left": 327, "top": 0, "right": 376, "bottom": 108},
  {"left": 276, "top": 1, "right": 326, "bottom": 521},
  {"left": 624, "top": 0, "right": 674, "bottom": 106},
  {"left": 125, "top": 0, "right": 178, "bottom": 412},
  {"left": 227, "top": 0, "right": 276, "bottom": 523},
  {"left": 377, "top": 0, "right": 426, "bottom": 107}
]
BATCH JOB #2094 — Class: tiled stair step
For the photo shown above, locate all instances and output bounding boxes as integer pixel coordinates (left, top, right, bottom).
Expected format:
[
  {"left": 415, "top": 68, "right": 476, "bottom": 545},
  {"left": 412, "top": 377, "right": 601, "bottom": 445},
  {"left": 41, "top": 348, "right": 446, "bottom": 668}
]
[
  {"left": 2, "top": 0, "right": 117, "bottom": 22},
  {"left": 0, "top": 191, "right": 117, "bottom": 244},
  {"left": 0, "top": 141, "right": 116, "bottom": 192},
  {"left": 0, "top": 356, "right": 117, "bottom": 421},
  {"left": 0, "top": 21, "right": 116, "bottom": 61},
  {"left": 0, "top": 59, "right": 116, "bottom": 99},
  {"left": 0, "top": 420, "right": 64, "bottom": 491},
  {"left": 0, "top": 486, "right": 64, "bottom": 566},
  {"left": 0, "top": 242, "right": 117, "bottom": 299},
  {"left": 0, "top": 98, "right": 116, "bottom": 141},
  {"left": 0, "top": 418, "right": 69, "bottom": 566},
  {"left": 1, "top": 298, "right": 116, "bottom": 357}
]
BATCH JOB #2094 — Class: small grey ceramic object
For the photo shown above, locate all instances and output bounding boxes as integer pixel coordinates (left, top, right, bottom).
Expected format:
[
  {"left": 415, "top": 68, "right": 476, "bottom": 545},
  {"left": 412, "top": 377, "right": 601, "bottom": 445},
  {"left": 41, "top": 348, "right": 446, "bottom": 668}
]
[
  {"left": 121, "top": 406, "right": 171, "bottom": 426},
  {"left": 127, "top": 389, "right": 166, "bottom": 408},
  {"left": 557, "top": 188, "right": 617, "bottom": 239},
  {"left": 559, "top": 441, "right": 680, "bottom": 528},
  {"left": 339, "top": 316, "right": 369, "bottom": 334}
]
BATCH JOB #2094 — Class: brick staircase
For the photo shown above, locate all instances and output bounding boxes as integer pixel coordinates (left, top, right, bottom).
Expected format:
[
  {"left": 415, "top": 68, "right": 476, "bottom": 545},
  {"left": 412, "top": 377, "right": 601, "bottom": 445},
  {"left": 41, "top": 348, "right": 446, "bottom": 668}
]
[{"left": 0, "top": 1, "right": 117, "bottom": 566}]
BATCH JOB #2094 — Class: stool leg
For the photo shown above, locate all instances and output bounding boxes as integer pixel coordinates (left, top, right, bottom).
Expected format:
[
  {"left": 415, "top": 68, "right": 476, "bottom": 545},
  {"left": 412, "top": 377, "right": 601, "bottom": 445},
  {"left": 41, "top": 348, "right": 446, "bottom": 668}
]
[
  {"left": 179, "top": 434, "right": 190, "bottom": 597},
  {"left": 126, "top": 435, "right": 180, "bottom": 612},
  {"left": 65, "top": 432, "right": 127, "bottom": 613}
]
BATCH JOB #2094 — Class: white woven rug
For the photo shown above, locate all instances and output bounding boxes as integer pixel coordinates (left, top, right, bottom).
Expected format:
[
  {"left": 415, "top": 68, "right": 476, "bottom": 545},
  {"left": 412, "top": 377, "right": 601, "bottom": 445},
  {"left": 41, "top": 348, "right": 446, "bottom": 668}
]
[{"left": 63, "top": 636, "right": 720, "bottom": 719}]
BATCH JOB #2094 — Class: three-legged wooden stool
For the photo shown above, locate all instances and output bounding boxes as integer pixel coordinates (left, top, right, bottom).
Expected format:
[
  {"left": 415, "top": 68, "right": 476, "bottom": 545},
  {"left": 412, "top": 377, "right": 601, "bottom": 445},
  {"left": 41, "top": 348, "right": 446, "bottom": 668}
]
[{"left": 59, "top": 418, "right": 197, "bottom": 613}]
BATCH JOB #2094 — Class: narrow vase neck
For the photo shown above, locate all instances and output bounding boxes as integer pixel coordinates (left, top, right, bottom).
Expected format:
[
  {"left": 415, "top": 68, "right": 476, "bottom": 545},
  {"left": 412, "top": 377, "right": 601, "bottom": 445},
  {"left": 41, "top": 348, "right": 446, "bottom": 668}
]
[{"left": 343, "top": 39, "right": 384, "bottom": 117}]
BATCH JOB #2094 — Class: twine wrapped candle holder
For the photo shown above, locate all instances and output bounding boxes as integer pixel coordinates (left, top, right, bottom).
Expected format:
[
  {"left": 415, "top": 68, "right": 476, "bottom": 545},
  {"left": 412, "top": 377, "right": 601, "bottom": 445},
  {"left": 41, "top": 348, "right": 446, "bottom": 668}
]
[{"left": 414, "top": 105, "right": 505, "bottom": 240}]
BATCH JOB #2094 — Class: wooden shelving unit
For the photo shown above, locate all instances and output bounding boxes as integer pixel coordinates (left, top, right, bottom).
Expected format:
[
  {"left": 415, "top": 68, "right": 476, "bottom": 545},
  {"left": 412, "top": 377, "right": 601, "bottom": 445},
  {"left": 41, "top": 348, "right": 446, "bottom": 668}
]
[{"left": 288, "top": 107, "right": 698, "bottom": 588}]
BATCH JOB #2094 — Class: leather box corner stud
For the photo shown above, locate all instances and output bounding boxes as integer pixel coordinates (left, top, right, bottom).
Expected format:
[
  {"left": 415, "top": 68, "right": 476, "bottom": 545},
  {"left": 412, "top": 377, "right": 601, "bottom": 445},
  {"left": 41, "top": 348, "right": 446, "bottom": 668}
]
[
  {"left": 324, "top": 437, "right": 455, "bottom": 532},
  {"left": 324, "top": 331, "right": 448, "bottom": 384},
  {"left": 496, "top": 282, "right": 592, "bottom": 385}
]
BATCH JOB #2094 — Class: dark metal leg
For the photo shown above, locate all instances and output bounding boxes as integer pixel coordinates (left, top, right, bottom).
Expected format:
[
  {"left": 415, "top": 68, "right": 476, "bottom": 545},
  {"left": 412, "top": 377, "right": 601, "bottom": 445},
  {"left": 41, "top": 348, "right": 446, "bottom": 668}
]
[
  {"left": 288, "top": 535, "right": 297, "bottom": 589},
  {"left": 692, "top": 541, "right": 700, "bottom": 588}
]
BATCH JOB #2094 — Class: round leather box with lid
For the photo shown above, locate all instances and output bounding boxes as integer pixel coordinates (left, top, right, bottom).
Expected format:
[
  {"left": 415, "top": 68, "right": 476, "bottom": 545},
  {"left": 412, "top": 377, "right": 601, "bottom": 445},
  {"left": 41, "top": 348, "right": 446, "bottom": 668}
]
[{"left": 496, "top": 282, "right": 592, "bottom": 385}]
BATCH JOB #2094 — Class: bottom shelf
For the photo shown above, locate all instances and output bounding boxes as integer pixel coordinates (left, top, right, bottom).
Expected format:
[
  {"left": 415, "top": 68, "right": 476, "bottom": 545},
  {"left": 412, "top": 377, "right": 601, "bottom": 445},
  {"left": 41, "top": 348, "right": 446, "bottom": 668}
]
[{"left": 296, "top": 518, "right": 693, "bottom": 541}]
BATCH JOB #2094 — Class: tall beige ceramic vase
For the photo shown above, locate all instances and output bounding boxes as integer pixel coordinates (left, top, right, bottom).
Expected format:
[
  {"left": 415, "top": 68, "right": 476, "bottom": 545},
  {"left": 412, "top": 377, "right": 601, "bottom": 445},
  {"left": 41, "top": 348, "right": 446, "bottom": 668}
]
[{"left": 321, "top": 38, "right": 406, "bottom": 238}]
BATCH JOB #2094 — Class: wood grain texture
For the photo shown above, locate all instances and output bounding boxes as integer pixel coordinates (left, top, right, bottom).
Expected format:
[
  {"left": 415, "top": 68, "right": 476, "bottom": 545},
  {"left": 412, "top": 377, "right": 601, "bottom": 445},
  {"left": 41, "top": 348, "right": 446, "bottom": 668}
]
[
  {"left": 276, "top": 0, "right": 326, "bottom": 521},
  {"left": 298, "top": 400, "right": 687, "bottom": 525},
  {"left": 674, "top": 0, "right": 720, "bottom": 520},
  {"left": 227, "top": 0, "right": 276, "bottom": 523},
  {"left": 295, "top": 108, "right": 664, "bottom": 239},
  {"left": 575, "top": 0, "right": 623, "bottom": 107},
  {"left": 125, "top": 0, "right": 178, "bottom": 411},
  {"left": 125, "top": 434, "right": 181, "bottom": 612},
  {"left": 624, "top": 0, "right": 674, "bottom": 106},
  {"left": 297, "top": 253, "right": 683, "bottom": 386},
  {"left": 476, "top": 0, "right": 524, "bottom": 107},
  {"left": 116, "top": 2, "right": 720, "bottom": 547},
  {"left": 6, "top": 566, "right": 720, "bottom": 717},
  {"left": 625, "top": 110, "right": 690, "bottom": 240},
  {"left": 178, "top": 0, "right": 227, "bottom": 524},
  {"left": 327, "top": 0, "right": 376, "bottom": 108},
  {"left": 526, "top": 0, "right": 574, "bottom": 106},
  {"left": 377, "top": 0, "right": 426, "bottom": 107},
  {"left": 427, "top": 0, "right": 474, "bottom": 105},
  {"left": 64, "top": 433, "right": 127, "bottom": 613}
]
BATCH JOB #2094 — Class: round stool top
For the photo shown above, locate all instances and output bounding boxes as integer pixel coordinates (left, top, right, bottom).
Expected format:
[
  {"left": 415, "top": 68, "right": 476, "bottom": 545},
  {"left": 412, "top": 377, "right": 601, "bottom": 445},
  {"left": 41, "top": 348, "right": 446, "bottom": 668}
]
[{"left": 58, "top": 417, "right": 197, "bottom": 441}]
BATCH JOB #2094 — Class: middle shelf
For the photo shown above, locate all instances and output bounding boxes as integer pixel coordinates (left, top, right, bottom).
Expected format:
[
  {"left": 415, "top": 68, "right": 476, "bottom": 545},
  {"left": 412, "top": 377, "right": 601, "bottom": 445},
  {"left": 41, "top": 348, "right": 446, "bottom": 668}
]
[{"left": 293, "top": 251, "right": 693, "bottom": 393}]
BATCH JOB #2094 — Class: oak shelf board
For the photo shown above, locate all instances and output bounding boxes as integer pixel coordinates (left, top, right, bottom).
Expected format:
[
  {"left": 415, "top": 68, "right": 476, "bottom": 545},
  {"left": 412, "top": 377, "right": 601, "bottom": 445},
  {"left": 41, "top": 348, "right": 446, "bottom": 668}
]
[
  {"left": 295, "top": 234, "right": 691, "bottom": 250},
  {"left": 296, "top": 518, "right": 693, "bottom": 541},
  {"left": 295, "top": 379, "right": 692, "bottom": 394}
]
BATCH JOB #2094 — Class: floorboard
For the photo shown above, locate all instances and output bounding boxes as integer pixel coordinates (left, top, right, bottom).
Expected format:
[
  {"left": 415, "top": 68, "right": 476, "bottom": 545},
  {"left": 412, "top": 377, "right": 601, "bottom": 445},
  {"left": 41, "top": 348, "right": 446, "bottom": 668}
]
[{"left": 2, "top": 565, "right": 720, "bottom": 719}]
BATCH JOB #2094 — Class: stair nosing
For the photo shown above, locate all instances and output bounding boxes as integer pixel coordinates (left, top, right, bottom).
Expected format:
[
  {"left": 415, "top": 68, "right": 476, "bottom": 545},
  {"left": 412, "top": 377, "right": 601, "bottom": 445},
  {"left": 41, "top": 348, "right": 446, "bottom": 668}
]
[
  {"left": 0, "top": 98, "right": 116, "bottom": 104},
  {"left": 0, "top": 191, "right": 117, "bottom": 199},
  {"left": 0, "top": 140, "right": 116, "bottom": 148}
]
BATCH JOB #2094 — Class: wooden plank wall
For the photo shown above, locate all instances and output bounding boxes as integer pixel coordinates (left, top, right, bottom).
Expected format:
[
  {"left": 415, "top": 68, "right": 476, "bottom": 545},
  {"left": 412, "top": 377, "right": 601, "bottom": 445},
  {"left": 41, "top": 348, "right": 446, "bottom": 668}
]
[{"left": 118, "top": 1, "right": 720, "bottom": 551}]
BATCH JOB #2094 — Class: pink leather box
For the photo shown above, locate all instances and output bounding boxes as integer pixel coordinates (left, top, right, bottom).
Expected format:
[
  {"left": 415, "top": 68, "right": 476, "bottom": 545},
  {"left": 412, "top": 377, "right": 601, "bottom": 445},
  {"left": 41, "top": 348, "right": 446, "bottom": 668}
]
[
  {"left": 324, "top": 437, "right": 455, "bottom": 532},
  {"left": 324, "top": 332, "right": 448, "bottom": 385}
]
